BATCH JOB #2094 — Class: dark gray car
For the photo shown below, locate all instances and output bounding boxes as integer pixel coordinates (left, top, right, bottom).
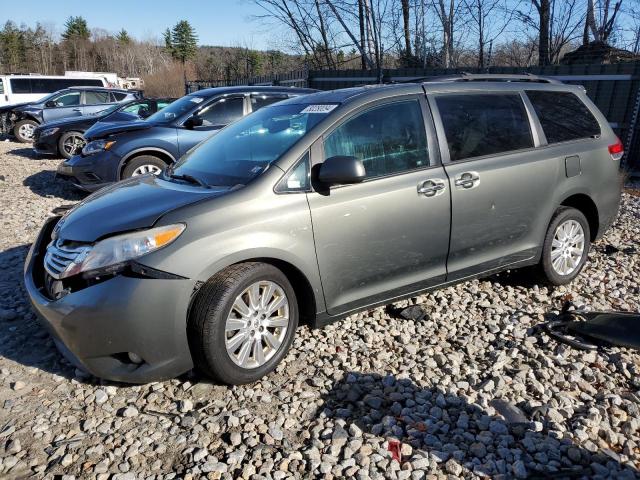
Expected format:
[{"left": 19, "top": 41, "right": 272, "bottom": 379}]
[{"left": 24, "top": 75, "right": 622, "bottom": 385}]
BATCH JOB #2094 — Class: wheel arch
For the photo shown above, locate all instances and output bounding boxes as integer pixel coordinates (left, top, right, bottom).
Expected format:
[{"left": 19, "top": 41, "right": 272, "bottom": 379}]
[
  {"left": 118, "top": 148, "right": 175, "bottom": 180},
  {"left": 559, "top": 193, "right": 599, "bottom": 241},
  {"left": 191, "top": 254, "right": 321, "bottom": 328}
]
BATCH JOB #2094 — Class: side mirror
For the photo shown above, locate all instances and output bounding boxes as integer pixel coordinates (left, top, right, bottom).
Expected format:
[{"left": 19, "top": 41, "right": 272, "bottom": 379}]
[
  {"left": 184, "top": 114, "right": 203, "bottom": 129},
  {"left": 318, "top": 155, "right": 366, "bottom": 185},
  {"left": 45, "top": 100, "right": 56, "bottom": 108},
  {"left": 138, "top": 107, "right": 150, "bottom": 118}
]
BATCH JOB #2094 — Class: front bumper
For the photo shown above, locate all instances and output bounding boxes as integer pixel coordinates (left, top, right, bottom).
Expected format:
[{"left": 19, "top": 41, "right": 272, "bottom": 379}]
[
  {"left": 33, "top": 138, "right": 58, "bottom": 156},
  {"left": 57, "top": 150, "right": 121, "bottom": 191},
  {"left": 24, "top": 216, "right": 195, "bottom": 383}
]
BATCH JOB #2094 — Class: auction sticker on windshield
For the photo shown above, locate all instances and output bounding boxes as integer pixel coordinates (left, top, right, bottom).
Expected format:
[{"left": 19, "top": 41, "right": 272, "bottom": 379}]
[{"left": 301, "top": 104, "right": 338, "bottom": 114}]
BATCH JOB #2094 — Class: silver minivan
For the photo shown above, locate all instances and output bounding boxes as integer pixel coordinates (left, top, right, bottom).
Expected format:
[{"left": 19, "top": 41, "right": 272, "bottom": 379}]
[{"left": 25, "top": 75, "right": 622, "bottom": 385}]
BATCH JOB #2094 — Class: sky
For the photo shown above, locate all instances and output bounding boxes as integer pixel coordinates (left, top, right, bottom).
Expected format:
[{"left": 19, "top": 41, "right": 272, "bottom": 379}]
[{"left": 2, "top": 0, "right": 276, "bottom": 50}]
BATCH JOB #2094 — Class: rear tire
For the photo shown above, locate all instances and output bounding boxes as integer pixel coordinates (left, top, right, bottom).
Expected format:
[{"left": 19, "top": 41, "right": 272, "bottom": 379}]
[
  {"left": 540, "top": 207, "right": 590, "bottom": 286},
  {"left": 13, "top": 119, "right": 38, "bottom": 143},
  {"left": 122, "top": 155, "right": 167, "bottom": 179},
  {"left": 58, "top": 131, "right": 86, "bottom": 159},
  {"left": 188, "top": 263, "right": 298, "bottom": 385}
]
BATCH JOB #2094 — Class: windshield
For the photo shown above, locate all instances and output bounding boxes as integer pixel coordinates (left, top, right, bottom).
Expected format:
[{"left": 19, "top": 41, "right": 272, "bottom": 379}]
[
  {"left": 170, "top": 103, "right": 333, "bottom": 187},
  {"left": 146, "top": 94, "right": 203, "bottom": 124}
]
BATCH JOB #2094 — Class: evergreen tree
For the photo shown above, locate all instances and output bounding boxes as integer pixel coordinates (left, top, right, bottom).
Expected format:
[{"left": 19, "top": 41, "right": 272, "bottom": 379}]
[
  {"left": 116, "top": 29, "right": 131, "bottom": 44},
  {"left": 62, "top": 16, "right": 90, "bottom": 41},
  {"left": 165, "top": 20, "right": 198, "bottom": 81}
]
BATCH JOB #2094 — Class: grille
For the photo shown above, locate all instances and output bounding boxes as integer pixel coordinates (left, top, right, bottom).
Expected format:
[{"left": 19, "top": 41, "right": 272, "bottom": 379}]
[{"left": 44, "top": 239, "right": 91, "bottom": 280}]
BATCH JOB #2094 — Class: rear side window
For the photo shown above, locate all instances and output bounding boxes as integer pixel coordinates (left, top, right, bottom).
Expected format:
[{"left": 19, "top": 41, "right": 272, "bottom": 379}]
[
  {"left": 0, "top": 79, "right": 4, "bottom": 95},
  {"left": 111, "top": 92, "right": 128, "bottom": 102},
  {"left": 436, "top": 93, "right": 533, "bottom": 161},
  {"left": 251, "top": 94, "right": 288, "bottom": 111},
  {"left": 85, "top": 91, "right": 110, "bottom": 104},
  {"left": 324, "top": 99, "right": 429, "bottom": 179},
  {"left": 10, "top": 79, "right": 31, "bottom": 94},
  {"left": 526, "top": 90, "right": 600, "bottom": 144},
  {"left": 199, "top": 96, "right": 244, "bottom": 127}
]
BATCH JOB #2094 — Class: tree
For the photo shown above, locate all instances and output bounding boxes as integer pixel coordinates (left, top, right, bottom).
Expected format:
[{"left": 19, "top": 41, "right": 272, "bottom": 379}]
[
  {"left": 401, "top": 0, "right": 412, "bottom": 57},
  {"left": 584, "top": 0, "right": 623, "bottom": 44},
  {"left": 116, "top": 29, "right": 131, "bottom": 44},
  {"left": 432, "top": 0, "right": 458, "bottom": 67},
  {"left": 62, "top": 16, "right": 90, "bottom": 41},
  {"left": 165, "top": 20, "right": 198, "bottom": 81}
]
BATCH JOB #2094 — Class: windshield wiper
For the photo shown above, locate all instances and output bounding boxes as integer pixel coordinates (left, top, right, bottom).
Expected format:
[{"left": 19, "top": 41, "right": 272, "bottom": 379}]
[{"left": 167, "top": 172, "right": 210, "bottom": 189}]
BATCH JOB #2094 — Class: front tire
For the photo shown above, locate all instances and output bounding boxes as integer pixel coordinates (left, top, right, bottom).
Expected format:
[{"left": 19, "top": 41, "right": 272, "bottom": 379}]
[
  {"left": 122, "top": 155, "right": 167, "bottom": 179},
  {"left": 188, "top": 263, "right": 298, "bottom": 385},
  {"left": 58, "top": 131, "right": 86, "bottom": 159},
  {"left": 540, "top": 207, "right": 590, "bottom": 286},
  {"left": 13, "top": 119, "right": 38, "bottom": 143}
]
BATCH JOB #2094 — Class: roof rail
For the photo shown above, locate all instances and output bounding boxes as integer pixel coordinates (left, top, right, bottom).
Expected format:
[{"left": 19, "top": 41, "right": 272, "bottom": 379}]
[{"left": 422, "top": 73, "right": 561, "bottom": 84}]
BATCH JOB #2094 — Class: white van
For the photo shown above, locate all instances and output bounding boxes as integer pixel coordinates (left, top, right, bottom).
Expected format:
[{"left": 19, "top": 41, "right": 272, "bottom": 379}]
[{"left": 0, "top": 75, "right": 108, "bottom": 106}]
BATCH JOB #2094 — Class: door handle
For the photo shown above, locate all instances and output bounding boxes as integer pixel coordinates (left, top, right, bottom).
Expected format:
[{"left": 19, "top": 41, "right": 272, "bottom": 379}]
[
  {"left": 454, "top": 171, "right": 480, "bottom": 189},
  {"left": 72, "top": 108, "right": 81, "bottom": 112},
  {"left": 417, "top": 179, "right": 446, "bottom": 197}
]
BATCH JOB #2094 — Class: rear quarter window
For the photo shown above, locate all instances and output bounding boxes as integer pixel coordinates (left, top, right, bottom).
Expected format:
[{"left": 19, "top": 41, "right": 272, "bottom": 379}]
[
  {"left": 435, "top": 93, "right": 533, "bottom": 161},
  {"left": 526, "top": 90, "right": 601, "bottom": 144}
]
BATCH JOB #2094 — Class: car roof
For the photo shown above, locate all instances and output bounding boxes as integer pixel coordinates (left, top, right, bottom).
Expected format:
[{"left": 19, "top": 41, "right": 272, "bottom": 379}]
[
  {"left": 189, "top": 85, "right": 318, "bottom": 97},
  {"left": 274, "top": 75, "right": 583, "bottom": 108},
  {"left": 67, "top": 86, "right": 131, "bottom": 93}
]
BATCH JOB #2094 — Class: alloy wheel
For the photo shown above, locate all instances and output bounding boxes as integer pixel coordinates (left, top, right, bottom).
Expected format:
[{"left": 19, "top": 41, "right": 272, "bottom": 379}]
[
  {"left": 132, "top": 164, "right": 163, "bottom": 176},
  {"left": 224, "top": 280, "right": 290, "bottom": 369},
  {"left": 550, "top": 219, "right": 585, "bottom": 276},
  {"left": 63, "top": 135, "right": 86, "bottom": 156}
]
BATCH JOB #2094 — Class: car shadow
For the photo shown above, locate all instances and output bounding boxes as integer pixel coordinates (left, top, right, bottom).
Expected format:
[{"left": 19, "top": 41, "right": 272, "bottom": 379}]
[
  {"left": 23, "top": 170, "right": 85, "bottom": 201},
  {"left": 315, "top": 371, "right": 637, "bottom": 478},
  {"left": 7, "top": 146, "right": 40, "bottom": 159},
  {"left": 483, "top": 267, "right": 546, "bottom": 289}
]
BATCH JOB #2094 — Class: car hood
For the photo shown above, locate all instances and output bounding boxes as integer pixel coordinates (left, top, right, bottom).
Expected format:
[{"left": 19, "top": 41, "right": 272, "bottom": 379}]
[
  {"left": 0, "top": 101, "right": 35, "bottom": 113},
  {"left": 56, "top": 175, "right": 228, "bottom": 243},
  {"left": 84, "top": 119, "right": 153, "bottom": 140}
]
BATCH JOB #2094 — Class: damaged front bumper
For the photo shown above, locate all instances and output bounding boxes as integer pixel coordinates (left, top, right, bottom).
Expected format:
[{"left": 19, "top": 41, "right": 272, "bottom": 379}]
[{"left": 23, "top": 216, "right": 196, "bottom": 383}]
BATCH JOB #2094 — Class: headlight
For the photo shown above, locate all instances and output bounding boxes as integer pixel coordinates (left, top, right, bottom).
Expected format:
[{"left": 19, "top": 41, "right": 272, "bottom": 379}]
[
  {"left": 40, "top": 127, "right": 59, "bottom": 137},
  {"left": 61, "top": 224, "right": 185, "bottom": 278},
  {"left": 82, "top": 139, "right": 116, "bottom": 156}
]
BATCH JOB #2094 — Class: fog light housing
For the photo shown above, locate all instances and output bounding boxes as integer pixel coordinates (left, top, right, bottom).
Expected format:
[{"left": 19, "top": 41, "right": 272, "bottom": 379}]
[{"left": 127, "top": 352, "right": 143, "bottom": 364}]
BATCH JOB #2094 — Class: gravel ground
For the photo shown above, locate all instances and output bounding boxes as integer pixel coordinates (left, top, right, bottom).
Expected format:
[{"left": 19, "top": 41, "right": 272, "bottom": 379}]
[{"left": 0, "top": 138, "right": 639, "bottom": 480}]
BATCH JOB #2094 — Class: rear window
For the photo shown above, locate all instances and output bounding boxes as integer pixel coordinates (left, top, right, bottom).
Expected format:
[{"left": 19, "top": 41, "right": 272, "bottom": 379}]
[
  {"left": 526, "top": 90, "right": 600, "bottom": 144},
  {"left": 0, "top": 79, "right": 3, "bottom": 95},
  {"left": 436, "top": 93, "right": 533, "bottom": 161}
]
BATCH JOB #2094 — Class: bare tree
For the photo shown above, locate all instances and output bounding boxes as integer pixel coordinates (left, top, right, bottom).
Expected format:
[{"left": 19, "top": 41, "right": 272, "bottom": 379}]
[
  {"left": 462, "top": 0, "right": 518, "bottom": 68},
  {"left": 585, "top": 0, "right": 624, "bottom": 44},
  {"left": 432, "top": 0, "right": 458, "bottom": 67},
  {"left": 401, "top": 0, "right": 412, "bottom": 57}
]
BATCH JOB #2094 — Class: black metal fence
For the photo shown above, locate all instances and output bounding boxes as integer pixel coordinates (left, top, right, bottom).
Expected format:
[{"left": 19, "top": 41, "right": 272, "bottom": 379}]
[{"left": 186, "top": 63, "right": 640, "bottom": 174}]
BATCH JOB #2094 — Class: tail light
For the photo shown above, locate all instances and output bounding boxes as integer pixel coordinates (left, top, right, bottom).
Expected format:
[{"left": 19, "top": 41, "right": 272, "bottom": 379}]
[{"left": 608, "top": 138, "right": 624, "bottom": 161}]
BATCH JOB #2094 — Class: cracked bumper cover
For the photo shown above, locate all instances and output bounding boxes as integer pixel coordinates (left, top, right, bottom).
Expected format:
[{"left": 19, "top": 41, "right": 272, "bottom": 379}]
[{"left": 23, "top": 216, "right": 195, "bottom": 383}]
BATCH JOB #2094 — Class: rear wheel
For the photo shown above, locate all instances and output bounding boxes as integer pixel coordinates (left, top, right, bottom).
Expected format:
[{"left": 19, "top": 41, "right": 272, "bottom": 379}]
[
  {"left": 58, "top": 131, "right": 86, "bottom": 159},
  {"left": 122, "top": 155, "right": 167, "bottom": 179},
  {"left": 13, "top": 119, "right": 38, "bottom": 143},
  {"left": 540, "top": 207, "right": 590, "bottom": 285},
  {"left": 188, "top": 263, "right": 298, "bottom": 385}
]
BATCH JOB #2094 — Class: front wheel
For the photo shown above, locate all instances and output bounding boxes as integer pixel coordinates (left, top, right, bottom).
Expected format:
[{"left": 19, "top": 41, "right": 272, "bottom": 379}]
[
  {"left": 122, "top": 155, "right": 167, "bottom": 179},
  {"left": 188, "top": 263, "right": 298, "bottom": 385},
  {"left": 540, "top": 207, "right": 591, "bottom": 286},
  {"left": 13, "top": 119, "right": 38, "bottom": 143},
  {"left": 58, "top": 131, "right": 86, "bottom": 159}
]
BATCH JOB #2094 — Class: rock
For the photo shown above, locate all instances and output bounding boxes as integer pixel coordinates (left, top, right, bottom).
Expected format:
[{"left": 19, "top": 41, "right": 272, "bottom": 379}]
[
  {"left": 94, "top": 389, "right": 108, "bottom": 404},
  {"left": 120, "top": 406, "right": 138, "bottom": 418},
  {"left": 179, "top": 399, "right": 193, "bottom": 413},
  {"left": 11, "top": 381, "right": 25, "bottom": 391}
]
